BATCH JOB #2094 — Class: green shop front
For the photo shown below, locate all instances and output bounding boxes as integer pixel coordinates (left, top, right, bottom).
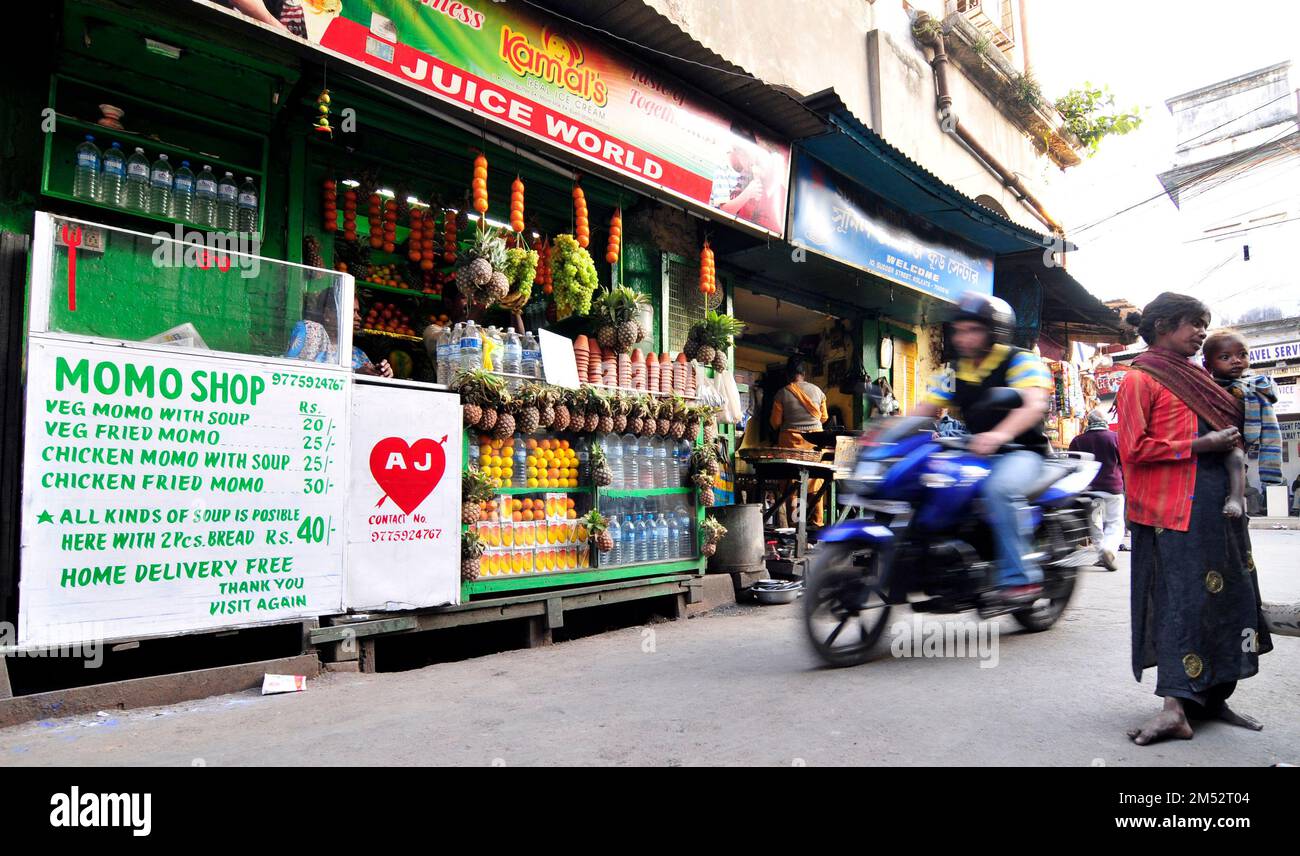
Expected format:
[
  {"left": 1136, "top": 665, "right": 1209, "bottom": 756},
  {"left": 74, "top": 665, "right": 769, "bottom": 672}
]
[{"left": 0, "top": 0, "right": 807, "bottom": 669}]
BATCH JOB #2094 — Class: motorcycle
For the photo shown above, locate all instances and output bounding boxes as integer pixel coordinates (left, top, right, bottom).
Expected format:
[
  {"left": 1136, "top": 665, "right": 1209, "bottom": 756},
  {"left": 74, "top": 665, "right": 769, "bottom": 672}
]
[{"left": 804, "top": 388, "right": 1102, "bottom": 667}]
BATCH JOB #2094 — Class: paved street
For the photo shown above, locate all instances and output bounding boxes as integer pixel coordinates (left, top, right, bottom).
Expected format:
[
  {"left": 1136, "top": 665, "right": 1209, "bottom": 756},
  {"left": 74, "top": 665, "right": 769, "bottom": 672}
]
[{"left": 3, "top": 529, "right": 1298, "bottom": 767}]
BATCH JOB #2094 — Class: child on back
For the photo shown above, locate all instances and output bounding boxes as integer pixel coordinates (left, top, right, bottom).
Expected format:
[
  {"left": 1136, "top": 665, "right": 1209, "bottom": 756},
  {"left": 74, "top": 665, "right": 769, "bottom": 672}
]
[{"left": 1202, "top": 330, "right": 1282, "bottom": 517}]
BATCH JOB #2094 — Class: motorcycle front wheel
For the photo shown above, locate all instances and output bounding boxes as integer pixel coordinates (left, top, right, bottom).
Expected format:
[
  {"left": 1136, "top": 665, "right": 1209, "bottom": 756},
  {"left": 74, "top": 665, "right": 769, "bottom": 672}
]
[
  {"left": 803, "top": 543, "right": 893, "bottom": 667},
  {"left": 1011, "top": 572, "right": 1076, "bottom": 632}
]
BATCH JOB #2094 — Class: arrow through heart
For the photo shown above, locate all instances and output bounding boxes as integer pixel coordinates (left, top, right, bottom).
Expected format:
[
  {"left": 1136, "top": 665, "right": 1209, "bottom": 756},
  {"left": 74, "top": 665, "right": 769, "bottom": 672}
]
[{"left": 369, "top": 435, "right": 448, "bottom": 515}]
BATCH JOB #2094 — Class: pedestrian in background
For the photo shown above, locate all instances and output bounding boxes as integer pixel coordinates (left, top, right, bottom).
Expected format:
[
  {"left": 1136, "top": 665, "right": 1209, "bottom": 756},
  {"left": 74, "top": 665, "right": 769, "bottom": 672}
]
[{"left": 1068, "top": 408, "right": 1124, "bottom": 570}]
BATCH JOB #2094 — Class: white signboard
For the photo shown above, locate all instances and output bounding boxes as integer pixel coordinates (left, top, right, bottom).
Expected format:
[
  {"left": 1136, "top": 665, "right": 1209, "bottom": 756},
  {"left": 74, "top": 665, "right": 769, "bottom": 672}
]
[
  {"left": 18, "top": 339, "right": 348, "bottom": 647},
  {"left": 539, "top": 329, "right": 580, "bottom": 390},
  {"left": 1277, "top": 382, "right": 1297, "bottom": 416},
  {"left": 346, "top": 382, "right": 462, "bottom": 610},
  {"left": 1249, "top": 340, "right": 1300, "bottom": 363}
]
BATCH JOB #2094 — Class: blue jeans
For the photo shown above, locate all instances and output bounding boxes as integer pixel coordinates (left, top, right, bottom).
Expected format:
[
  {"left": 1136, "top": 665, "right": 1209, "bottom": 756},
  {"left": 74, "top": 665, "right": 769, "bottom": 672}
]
[{"left": 980, "top": 450, "right": 1044, "bottom": 587}]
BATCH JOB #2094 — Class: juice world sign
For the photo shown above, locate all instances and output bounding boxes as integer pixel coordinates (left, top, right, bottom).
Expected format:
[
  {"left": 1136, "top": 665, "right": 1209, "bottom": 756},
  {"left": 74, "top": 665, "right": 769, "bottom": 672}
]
[{"left": 200, "top": 0, "right": 791, "bottom": 236}]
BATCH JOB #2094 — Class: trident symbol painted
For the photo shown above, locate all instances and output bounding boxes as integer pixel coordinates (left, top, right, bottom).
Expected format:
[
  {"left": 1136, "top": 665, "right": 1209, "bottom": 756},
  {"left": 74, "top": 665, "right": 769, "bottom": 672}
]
[{"left": 61, "top": 223, "right": 82, "bottom": 311}]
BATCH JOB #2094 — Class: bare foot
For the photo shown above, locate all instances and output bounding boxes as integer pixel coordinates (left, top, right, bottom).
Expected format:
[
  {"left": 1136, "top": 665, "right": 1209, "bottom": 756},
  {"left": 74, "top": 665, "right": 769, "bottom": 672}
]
[
  {"left": 1127, "top": 706, "right": 1194, "bottom": 745},
  {"left": 1223, "top": 497, "right": 1244, "bottom": 518},
  {"left": 1215, "top": 704, "right": 1263, "bottom": 731}
]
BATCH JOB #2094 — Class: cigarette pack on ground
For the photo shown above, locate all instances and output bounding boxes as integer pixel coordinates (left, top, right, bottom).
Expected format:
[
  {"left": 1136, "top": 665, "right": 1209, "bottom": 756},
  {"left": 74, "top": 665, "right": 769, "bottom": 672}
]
[{"left": 261, "top": 674, "right": 307, "bottom": 695}]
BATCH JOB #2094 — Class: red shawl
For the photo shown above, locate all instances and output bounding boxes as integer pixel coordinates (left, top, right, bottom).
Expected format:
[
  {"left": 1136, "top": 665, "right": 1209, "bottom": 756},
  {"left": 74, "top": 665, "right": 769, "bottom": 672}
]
[{"left": 1130, "top": 346, "right": 1243, "bottom": 433}]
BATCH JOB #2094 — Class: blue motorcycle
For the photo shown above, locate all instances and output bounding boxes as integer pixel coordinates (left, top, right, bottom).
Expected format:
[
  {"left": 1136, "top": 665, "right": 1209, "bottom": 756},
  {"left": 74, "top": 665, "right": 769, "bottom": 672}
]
[{"left": 804, "top": 389, "right": 1102, "bottom": 667}]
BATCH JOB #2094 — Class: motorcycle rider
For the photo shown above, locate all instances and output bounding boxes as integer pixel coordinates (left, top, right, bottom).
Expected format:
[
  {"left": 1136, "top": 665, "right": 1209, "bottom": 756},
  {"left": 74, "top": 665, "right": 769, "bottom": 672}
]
[{"left": 911, "top": 292, "right": 1053, "bottom": 604}]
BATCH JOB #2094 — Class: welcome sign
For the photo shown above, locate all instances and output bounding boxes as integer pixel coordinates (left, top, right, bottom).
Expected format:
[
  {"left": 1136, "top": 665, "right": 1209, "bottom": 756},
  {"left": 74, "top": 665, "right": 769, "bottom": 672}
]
[
  {"left": 198, "top": 0, "right": 791, "bottom": 236},
  {"left": 790, "top": 154, "right": 994, "bottom": 301}
]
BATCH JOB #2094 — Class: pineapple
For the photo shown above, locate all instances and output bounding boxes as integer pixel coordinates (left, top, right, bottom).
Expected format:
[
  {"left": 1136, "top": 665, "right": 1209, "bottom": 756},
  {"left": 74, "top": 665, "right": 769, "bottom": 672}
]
[
  {"left": 516, "top": 383, "right": 545, "bottom": 434},
  {"left": 593, "top": 286, "right": 650, "bottom": 354},
  {"left": 552, "top": 402, "right": 571, "bottom": 432},
  {"left": 456, "top": 222, "right": 508, "bottom": 304},
  {"left": 461, "top": 530, "right": 486, "bottom": 582},
  {"left": 462, "top": 465, "right": 495, "bottom": 524},
  {"left": 703, "top": 417, "right": 718, "bottom": 444},
  {"left": 584, "top": 510, "right": 613, "bottom": 553},
  {"left": 702, "top": 541, "right": 717, "bottom": 557},
  {"left": 656, "top": 400, "right": 672, "bottom": 436},
  {"left": 487, "top": 270, "right": 510, "bottom": 301},
  {"left": 699, "top": 485, "right": 715, "bottom": 506},
  {"left": 686, "top": 311, "right": 744, "bottom": 367},
  {"left": 451, "top": 369, "right": 507, "bottom": 433},
  {"left": 590, "top": 443, "right": 613, "bottom": 486},
  {"left": 612, "top": 395, "right": 629, "bottom": 433},
  {"left": 592, "top": 390, "right": 615, "bottom": 434},
  {"left": 468, "top": 257, "right": 493, "bottom": 287},
  {"left": 585, "top": 411, "right": 600, "bottom": 433},
  {"left": 494, "top": 395, "right": 517, "bottom": 440},
  {"left": 667, "top": 395, "right": 688, "bottom": 440}
]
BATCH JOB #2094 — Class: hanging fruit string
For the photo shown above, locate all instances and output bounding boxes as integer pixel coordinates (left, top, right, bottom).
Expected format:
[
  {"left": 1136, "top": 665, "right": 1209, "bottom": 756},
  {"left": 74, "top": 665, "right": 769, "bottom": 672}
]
[
  {"left": 321, "top": 177, "right": 337, "bottom": 234},
  {"left": 699, "top": 238, "right": 715, "bottom": 295},
  {"left": 472, "top": 150, "right": 489, "bottom": 220},
  {"left": 443, "top": 207, "right": 458, "bottom": 264},
  {"left": 605, "top": 206, "right": 622, "bottom": 265},
  {"left": 572, "top": 179, "right": 589, "bottom": 248},
  {"left": 510, "top": 175, "right": 525, "bottom": 234},
  {"left": 314, "top": 89, "right": 332, "bottom": 137},
  {"left": 342, "top": 187, "right": 358, "bottom": 243}
]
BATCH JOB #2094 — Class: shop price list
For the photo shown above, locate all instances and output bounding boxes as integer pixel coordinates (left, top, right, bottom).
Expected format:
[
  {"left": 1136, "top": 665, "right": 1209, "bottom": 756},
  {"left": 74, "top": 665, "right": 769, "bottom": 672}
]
[{"left": 18, "top": 341, "right": 348, "bottom": 645}]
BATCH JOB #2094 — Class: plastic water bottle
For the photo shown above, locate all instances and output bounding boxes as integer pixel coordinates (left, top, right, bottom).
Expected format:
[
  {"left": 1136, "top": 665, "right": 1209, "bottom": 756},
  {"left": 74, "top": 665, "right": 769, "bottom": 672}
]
[
  {"left": 666, "top": 512, "right": 681, "bottom": 560},
  {"left": 193, "top": 165, "right": 218, "bottom": 227},
  {"left": 236, "top": 176, "right": 258, "bottom": 233},
  {"left": 633, "top": 515, "right": 648, "bottom": 564},
  {"left": 676, "top": 440, "right": 691, "bottom": 487},
  {"left": 125, "top": 147, "right": 150, "bottom": 211},
  {"left": 522, "top": 332, "right": 541, "bottom": 380},
  {"left": 675, "top": 505, "right": 694, "bottom": 558},
  {"left": 513, "top": 444, "right": 527, "bottom": 488},
  {"left": 72, "top": 135, "right": 101, "bottom": 201},
  {"left": 607, "top": 515, "right": 622, "bottom": 567},
  {"left": 656, "top": 439, "right": 670, "bottom": 489},
  {"left": 436, "top": 326, "right": 454, "bottom": 385},
  {"left": 172, "top": 161, "right": 195, "bottom": 223},
  {"left": 503, "top": 330, "right": 522, "bottom": 388},
  {"left": 458, "top": 321, "right": 482, "bottom": 375},
  {"left": 216, "top": 171, "right": 238, "bottom": 230},
  {"left": 99, "top": 142, "right": 125, "bottom": 207},
  {"left": 620, "top": 433, "right": 638, "bottom": 490},
  {"left": 620, "top": 515, "right": 637, "bottom": 567},
  {"left": 149, "top": 154, "right": 173, "bottom": 217},
  {"left": 655, "top": 514, "right": 671, "bottom": 562},
  {"left": 604, "top": 435, "right": 622, "bottom": 489}
]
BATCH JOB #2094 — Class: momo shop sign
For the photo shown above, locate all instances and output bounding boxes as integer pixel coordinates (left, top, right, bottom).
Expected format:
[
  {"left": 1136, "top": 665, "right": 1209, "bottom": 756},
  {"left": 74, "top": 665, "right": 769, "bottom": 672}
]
[
  {"left": 789, "top": 154, "right": 993, "bottom": 301},
  {"left": 200, "top": 0, "right": 790, "bottom": 236}
]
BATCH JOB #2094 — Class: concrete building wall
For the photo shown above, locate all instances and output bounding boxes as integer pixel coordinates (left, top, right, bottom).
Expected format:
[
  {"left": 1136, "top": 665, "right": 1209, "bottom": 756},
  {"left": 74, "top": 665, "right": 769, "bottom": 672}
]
[{"left": 645, "top": 0, "right": 1060, "bottom": 234}]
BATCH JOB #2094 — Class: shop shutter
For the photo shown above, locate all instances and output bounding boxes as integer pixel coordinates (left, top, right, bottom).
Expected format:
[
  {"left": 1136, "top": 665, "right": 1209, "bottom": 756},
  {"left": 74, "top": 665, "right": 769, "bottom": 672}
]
[
  {"left": 897, "top": 340, "right": 918, "bottom": 413},
  {"left": 663, "top": 253, "right": 710, "bottom": 355}
]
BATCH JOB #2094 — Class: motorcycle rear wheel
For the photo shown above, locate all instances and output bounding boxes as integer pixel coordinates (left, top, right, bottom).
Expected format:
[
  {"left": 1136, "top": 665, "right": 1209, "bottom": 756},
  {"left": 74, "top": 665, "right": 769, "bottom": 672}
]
[
  {"left": 803, "top": 543, "right": 893, "bottom": 667},
  {"left": 1011, "top": 573, "right": 1076, "bottom": 632}
]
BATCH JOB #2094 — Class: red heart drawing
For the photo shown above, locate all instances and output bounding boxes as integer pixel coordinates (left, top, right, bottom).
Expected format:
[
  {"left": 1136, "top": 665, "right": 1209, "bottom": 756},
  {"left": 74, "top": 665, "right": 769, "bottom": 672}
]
[{"left": 369, "top": 437, "right": 446, "bottom": 515}]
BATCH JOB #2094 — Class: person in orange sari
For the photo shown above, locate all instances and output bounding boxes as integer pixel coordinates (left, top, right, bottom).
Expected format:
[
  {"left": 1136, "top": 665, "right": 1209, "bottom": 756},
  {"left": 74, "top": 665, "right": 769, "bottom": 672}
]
[{"left": 769, "top": 359, "right": 828, "bottom": 526}]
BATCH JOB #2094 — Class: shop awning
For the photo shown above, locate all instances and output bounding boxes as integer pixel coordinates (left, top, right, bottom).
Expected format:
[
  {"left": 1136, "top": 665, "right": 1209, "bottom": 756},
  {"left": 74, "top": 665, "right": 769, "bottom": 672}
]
[
  {"left": 798, "top": 91, "right": 1068, "bottom": 257},
  {"left": 996, "top": 251, "right": 1132, "bottom": 344}
]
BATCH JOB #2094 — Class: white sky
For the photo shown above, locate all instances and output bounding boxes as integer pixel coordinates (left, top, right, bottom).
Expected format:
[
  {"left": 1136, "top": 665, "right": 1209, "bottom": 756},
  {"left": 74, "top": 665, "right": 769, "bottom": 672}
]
[{"left": 1025, "top": 0, "right": 1300, "bottom": 319}]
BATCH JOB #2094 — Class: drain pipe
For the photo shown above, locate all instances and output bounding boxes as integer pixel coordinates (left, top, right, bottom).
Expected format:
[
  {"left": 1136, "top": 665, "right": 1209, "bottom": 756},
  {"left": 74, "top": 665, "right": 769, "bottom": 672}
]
[{"left": 913, "top": 12, "right": 1063, "bottom": 236}]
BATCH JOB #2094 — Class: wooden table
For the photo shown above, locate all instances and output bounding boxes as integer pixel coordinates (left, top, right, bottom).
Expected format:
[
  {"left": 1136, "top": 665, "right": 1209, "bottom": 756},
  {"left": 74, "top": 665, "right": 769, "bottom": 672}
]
[{"left": 739, "top": 457, "right": 837, "bottom": 558}]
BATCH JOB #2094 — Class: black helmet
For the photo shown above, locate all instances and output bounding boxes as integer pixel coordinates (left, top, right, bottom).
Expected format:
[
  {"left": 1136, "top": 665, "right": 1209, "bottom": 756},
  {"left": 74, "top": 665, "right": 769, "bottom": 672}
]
[{"left": 952, "top": 291, "right": 1016, "bottom": 343}]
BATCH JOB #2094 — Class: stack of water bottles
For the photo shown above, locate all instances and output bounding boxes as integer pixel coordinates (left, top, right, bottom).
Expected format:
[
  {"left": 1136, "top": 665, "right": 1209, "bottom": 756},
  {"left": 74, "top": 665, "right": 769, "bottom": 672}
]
[
  {"left": 435, "top": 320, "right": 544, "bottom": 386},
  {"left": 597, "top": 433, "right": 691, "bottom": 491},
  {"left": 72, "top": 135, "right": 258, "bottom": 231},
  {"left": 601, "top": 498, "right": 695, "bottom": 567}
]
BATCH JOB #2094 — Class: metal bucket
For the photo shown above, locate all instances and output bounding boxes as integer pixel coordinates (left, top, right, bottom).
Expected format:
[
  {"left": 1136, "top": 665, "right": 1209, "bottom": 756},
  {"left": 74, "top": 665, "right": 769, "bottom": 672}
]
[{"left": 705, "top": 503, "right": 766, "bottom": 574}]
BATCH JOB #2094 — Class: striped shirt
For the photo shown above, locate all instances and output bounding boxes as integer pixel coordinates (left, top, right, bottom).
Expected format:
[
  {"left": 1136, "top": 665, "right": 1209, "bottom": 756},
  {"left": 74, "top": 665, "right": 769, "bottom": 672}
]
[
  {"left": 924, "top": 343, "right": 1053, "bottom": 408},
  {"left": 1116, "top": 368, "right": 1198, "bottom": 531}
]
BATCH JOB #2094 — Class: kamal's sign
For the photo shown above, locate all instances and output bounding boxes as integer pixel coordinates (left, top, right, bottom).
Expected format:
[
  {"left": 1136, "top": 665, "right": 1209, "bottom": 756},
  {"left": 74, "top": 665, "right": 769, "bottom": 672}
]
[{"left": 196, "top": 0, "right": 790, "bottom": 237}]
